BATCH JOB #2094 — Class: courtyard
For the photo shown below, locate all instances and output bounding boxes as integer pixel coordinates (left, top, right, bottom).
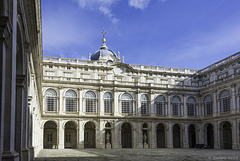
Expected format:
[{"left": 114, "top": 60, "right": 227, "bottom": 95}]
[{"left": 34, "top": 148, "right": 240, "bottom": 161}]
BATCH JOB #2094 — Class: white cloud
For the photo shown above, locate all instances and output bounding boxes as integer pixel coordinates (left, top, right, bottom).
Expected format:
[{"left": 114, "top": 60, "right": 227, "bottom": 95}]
[
  {"left": 75, "top": 0, "right": 119, "bottom": 24},
  {"left": 128, "top": 0, "right": 151, "bottom": 10}
]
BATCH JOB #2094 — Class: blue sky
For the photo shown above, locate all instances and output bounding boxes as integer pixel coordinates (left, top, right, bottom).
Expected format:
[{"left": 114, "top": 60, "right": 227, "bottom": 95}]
[{"left": 42, "top": 0, "right": 240, "bottom": 70}]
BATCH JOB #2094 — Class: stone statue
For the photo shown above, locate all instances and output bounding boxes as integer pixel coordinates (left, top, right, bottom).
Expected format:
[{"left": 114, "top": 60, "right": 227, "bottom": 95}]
[{"left": 106, "top": 132, "right": 110, "bottom": 144}]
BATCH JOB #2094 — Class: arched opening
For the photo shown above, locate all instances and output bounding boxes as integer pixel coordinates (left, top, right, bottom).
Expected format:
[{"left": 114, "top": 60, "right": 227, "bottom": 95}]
[
  {"left": 64, "top": 121, "right": 77, "bottom": 148},
  {"left": 157, "top": 123, "right": 165, "bottom": 148},
  {"left": 121, "top": 122, "right": 132, "bottom": 148},
  {"left": 173, "top": 124, "right": 181, "bottom": 148},
  {"left": 188, "top": 124, "right": 196, "bottom": 148},
  {"left": 43, "top": 121, "right": 57, "bottom": 149},
  {"left": 84, "top": 122, "right": 96, "bottom": 148},
  {"left": 220, "top": 121, "right": 232, "bottom": 149},
  {"left": 206, "top": 124, "right": 214, "bottom": 148},
  {"left": 105, "top": 122, "right": 112, "bottom": 148},
  {"left": 142, "top": 123, "right": 149, "bottom": 148}
]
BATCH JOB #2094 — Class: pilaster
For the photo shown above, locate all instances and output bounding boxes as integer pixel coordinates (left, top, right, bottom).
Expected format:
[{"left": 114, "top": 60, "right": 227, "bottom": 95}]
[
  {"left": 151, "top": 122, "right": 157, "bottom": 148},
  {"left": 232, "top": 119, "right": 238, "bottom": 149},
  {"left": 183, "top": 124, "right": 189, "bottom": 148},
  {"left": 231, "top": 84, "right": 236, "bottom": 114},
  {"left": 214, "top": 121, "right": 220, "bottom": 149},
  {"left": 183, "top": 95, "right": 187, "bottom": 118},
  {"left": 167, "top": 123, "right": 173, "bottom": 148},
  {"left": 58, "top": 120, "right": 64, "bottom": 149},
  {"left": 58, "top": 87, "right": 63, "bottom": 115}
]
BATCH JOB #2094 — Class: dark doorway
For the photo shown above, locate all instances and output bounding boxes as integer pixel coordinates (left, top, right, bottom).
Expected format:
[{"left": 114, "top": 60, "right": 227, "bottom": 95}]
[
  {"left": 206, "top": 124, "right": 214, "bottom": 148},
  {"left": 157, "top": 123, "right": 165, "bottom": 148},
  {"left": 84, "top": 122, "right": 96, "bottom": 148},
  {"left": 173, "top": 124, "right": 181, "bottom": 148},
  {"left": 43, "top": 121, "right": 57, "bottom": 149},
  {"left": 121, "top": 123, "right": 132, "bottom": 148},
  {"left": 64, "top": 121, "right": 77, "bottom": 148},
  {"left": 188, "top": 124, "right": 196, "bottom": 148},
  {"left": 221, "top": 121, "right": 232, "bottom": 149}
]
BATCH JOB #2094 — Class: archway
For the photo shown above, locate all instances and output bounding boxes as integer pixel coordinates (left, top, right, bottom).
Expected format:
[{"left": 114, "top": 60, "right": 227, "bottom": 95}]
[
  {"left": 43, "top": 121, "right": 57, "bottom": 149},
  {"left": 220, "top": 121, "right": 232, "bottom": 149},
  {"left": 206, "top": 124, "right": 214, "bottom": 148},
  {"left": 173, "top": 124, "right": 181, "bottom": 148},
  {"left": 84, "top": 122, "right": 96, "bottom": 148},
  {"left": 64, "top": 121, "right": 77, "bottom": 148},
  {"left": 188, "top": 124, "right": 196, "bottom": 148},
  {"left": 121, "top": 122, "right": 132, "bottom": 148},
  {"left": 157, "top": 123, "right": 165, "bottom": 148}
]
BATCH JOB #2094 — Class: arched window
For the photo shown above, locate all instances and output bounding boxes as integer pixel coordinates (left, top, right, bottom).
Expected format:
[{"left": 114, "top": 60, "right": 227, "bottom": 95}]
[
  {"left": 65, "top": 90, "right": 77, "bottom": 112},
  {"left": 121, "top": 93, "right": 133, "bottom": 114},
  {"left": 172, "top": 96, "right": 181, "bottom": 115},
  {"left": 156, "top": 95, "right": 165, "bottom": 115},
  {"left": 141, "top": 94, "right": 149, "bottom": 115},
  {"left": 45, "top": 89, "right": 57, "bottom": 111},
  {"left": 104, "top": 92, "right": 113, "bottom": 113},
  {"left": 204, "top": 95, "right": 213, "bottom": 115},
  {"left": 85, "top": 91, "right": 96, "bottom": 113},
  {"left": 187, "top": 97, "right": 197, "bottom": 116},
  {"left": 220, "top": 90, "right": 230, "bottom": 112}
]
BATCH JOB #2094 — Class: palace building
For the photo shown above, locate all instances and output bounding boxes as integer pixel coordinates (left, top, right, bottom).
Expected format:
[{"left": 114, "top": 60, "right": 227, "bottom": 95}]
[
  {"left": 1, "top": 1, "right": 240, "bottom": 161},
  {"left": 34, "top": 35, "right": 240, "bottom": 154}
]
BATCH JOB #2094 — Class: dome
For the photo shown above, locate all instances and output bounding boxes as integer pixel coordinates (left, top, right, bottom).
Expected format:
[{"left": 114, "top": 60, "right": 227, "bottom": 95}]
[{"left": 91, "top": 45, "right": 118, "bottom": 60}]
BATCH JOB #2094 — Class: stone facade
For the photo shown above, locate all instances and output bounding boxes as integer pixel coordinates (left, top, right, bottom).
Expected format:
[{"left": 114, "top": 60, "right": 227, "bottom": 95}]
[{"left": 38, "top": 44, "right": 240, "bottom": 154}]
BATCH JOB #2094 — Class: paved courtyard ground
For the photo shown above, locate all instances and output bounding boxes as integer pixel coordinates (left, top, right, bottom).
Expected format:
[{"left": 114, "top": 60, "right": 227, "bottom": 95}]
[{"left": 34, "top": 148, "right": 240, "bottom": 161}]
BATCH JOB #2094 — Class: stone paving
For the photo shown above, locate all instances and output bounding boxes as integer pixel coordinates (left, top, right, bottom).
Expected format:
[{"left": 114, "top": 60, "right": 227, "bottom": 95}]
[{"left": 34, "top": 148, "right": 240, "bottom": 161}]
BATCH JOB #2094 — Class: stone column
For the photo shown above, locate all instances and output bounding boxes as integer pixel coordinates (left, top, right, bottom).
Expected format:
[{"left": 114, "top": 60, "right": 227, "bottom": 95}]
[
  {"left": 232, "top": 119, "right": 238, "bottom": 149},
  {"left": 136, "top": 90, "right": 141, "bottom": 117},
  {"left": 167, "top": 123, "right": 173, "bottom": 148},
  {"left": 114, "top": 122, "right": 121, "bottom": 148},
  {"left": 183, "top": 96, "right": 187, "bottom": 118},
  {"left": 231, "top": 84, "right": 236, "bottom": 114},
  {"left": 213, "top": 91, "right": 218, "bottom": 117},
  {"left": 58, "top": 88, "right": 63, "bottom": 115},
  {"left": 98, "top": 121, "right": 104, "bottom": 148},
  {"left": 0, "top": 15, "right": 8, "bottom": 161},
  {"left": 78, "top": 120, "right": 84, "bottom": 148},
  {"left": 138, "top": 123, "right": 143, "bottom": 148},
  {"left": 214, "top": 121, "right": 220, "bottom": 149},
  {"left": 78, "top": 88, "right": 83, "bottom": 115},
  {"left": 151, "top": 122, "right": 157, "bottom": 148},
  {"left": 99, "top": 90, "right": 104, "bottom": 116},
  {"left": 113, "top": 89, "right": 119, "bottom": 116},
  {"left": 58, "top": 120, "right": 64, "bottom": 149},
  {"left": 132, "top": 123, "right": 136, "bottom": 148},
  {"left": 183, "top": 124, "right": 189, "bottom": 148},
  {"left": 15, "top": 75, "right": 25, "bottom": 160},
  {"left": 2, "top": 1, "right": 19, "bottom": 159},
  {"left": 22, "top": 47, "right": 30, "bottom": 161},
  {"left": 167, "top": 95, "right": 171, "bottom": 118},
  {"left": 150, "top": 93, "right": 155, "bottom": 117},
  {"left": 198, "top": 124, "right": 204, "bottom": 144}
]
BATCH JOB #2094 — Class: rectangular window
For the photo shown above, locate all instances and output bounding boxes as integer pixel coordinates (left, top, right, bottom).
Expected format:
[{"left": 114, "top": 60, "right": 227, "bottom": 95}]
[
  {"left": 156, "top": 102, "right": 165, "bottom": 115},
  {"left": 172, "top": 103, "right": 181, "bottom": 115},
  {"left": 66, "top": 98, "right": 77, "bottom": 112},
  {"left": 104, "top": 99, "right": 112, "bottom": 113},
  {"left": 122, "top": 100, "right": 133, "bottom": 113},
  {"left": 47, "top": 133, "right": 52, "bottom": 142},
  {"left": 187, "top": 103, "right": 196, "bottom": 116},
  {"left": 204, "top": 101, "right": 213, "bottom": 115},
  {"left": 86, "top": 99, "right": 96, "bottom": 113},
  {"left": 65, "top": 132, "right": 71, "bottom": 142},
  {"left": 141, "top": 101, "right": 148, "bottom": 115},
  {"left": 47, "top": 97, "right": 57, "bottom": 111}
]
